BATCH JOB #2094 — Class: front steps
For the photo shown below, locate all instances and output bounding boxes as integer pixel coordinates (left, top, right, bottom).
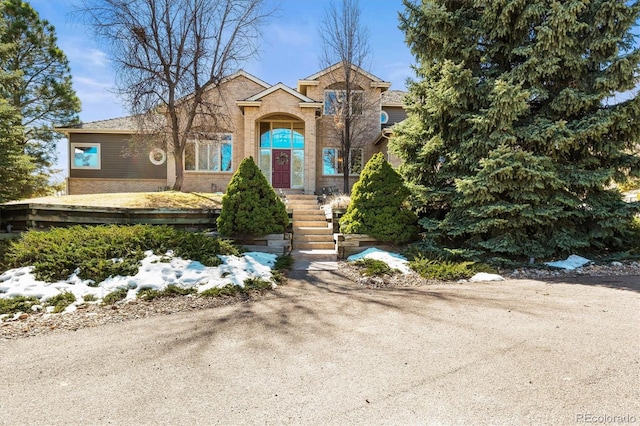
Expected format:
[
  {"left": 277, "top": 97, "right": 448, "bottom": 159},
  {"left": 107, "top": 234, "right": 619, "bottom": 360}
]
[{"left": 285, "top": 194, "right": 335, "bottom": 251}]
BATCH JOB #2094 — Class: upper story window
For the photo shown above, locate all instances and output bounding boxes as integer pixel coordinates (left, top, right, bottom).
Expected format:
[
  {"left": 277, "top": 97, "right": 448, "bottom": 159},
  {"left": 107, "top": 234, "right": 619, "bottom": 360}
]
[
  {"left": 184, "top": 134, "right": 233, "bottom": 172},
  {"left": 324, "top": 90, "right": 364, "bottom": 116},
  {"left": 322, "top": 147, "right": 363, "bottom": 175},
  {"left": 71, "top": 143, "right": 101, "bottom": 169}
]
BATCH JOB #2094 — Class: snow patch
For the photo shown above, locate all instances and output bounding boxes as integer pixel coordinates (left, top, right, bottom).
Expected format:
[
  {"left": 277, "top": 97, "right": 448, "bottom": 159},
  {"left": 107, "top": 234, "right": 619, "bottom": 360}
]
[
  {"left": 544, "top": 255, "right": 591, "bottom": 270},
  {"left": 347, "top": 248, "right": 412, "bottom": 274},
  {"left": 0, "top": 251, "right": 278, "bottom": 311},
  {"left": 469, "top": 273, "right": 505, "bottom": 282}
]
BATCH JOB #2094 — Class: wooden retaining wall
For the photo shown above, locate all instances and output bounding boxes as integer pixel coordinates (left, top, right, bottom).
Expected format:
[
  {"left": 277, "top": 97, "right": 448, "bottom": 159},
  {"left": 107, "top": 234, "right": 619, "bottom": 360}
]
[
  {"left": 230, "top": 233, "right": 293, "bottom": 255},
  {"left": 334, "top": 233, "right": 399, "bottom": 259},
  {"left": 0, "top": 203, "right": 221, "bottom": 231}
]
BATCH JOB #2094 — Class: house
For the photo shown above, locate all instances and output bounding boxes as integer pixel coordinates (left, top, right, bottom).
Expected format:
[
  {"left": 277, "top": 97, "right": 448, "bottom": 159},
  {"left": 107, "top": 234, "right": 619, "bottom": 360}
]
[{"left": 56, "top": 64, "right": 406, "bottom": 195}]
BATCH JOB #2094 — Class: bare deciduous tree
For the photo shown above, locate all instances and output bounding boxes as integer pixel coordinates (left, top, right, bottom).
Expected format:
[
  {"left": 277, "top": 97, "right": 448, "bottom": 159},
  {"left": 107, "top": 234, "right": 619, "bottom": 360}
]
[
  {"left": 79, "top": 0, "right": 273, "bottom": 190},
  {"left": 318, "top": 0, "right": 372, "bottom": 194}
]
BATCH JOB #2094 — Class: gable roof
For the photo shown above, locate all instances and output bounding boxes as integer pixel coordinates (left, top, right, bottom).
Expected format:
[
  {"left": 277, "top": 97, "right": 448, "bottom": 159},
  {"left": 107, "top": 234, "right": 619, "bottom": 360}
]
[
  {"left": 303, "top": 62, "right": 388, "bottom": 83},
  {"left": 243, "top": 82, "right": 319, "bottom": 103},
  {"left": 218, "top": 69, "right": 271, "bottom": 90},
  {"left": 55, "top": 115, "right": 142, "bottom": 135}
]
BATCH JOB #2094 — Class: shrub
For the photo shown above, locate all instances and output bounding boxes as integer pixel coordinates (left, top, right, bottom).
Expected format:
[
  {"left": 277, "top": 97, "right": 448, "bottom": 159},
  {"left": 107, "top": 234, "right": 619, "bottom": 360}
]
[
  {"left": 200, "top": 284, "right": 240, "bottom": 298},
  {"left": 0, "top": 295, "right": 40, "bottom": 315},
  {"left": 340, "top": 153, "right": 417, "bottom": 244},
  {"left": 217, "top": 157, "right": 289, "bottom": 236},
  {"left": 5, "top": 225, "right": 239, "bottom": 283},
  {"left": 138, "top": 285, "right": 196, "bottom": 301},
  {"left": 46, "top": 291, "right": 76, "bottom": 313},
  {"left": 243, "top": 277, "right": 273, "bottom": 292},
  {"left": 353, "top": 258, "right": 399, "bottom": 276},
  {"left": 199, "top": 278, "right": 273, "bottom": 298},
  {"left": 274, "top": 255, "right": 293, "bottom": 271},
  {"left": 171, "top": 232, "right": 239, "bottom": 267},
  {"left": 410, "top": 256, "right": 496, "bottom": 281},
  {"left": 102, "top": 288, "right": 128, "bottom": 305}
]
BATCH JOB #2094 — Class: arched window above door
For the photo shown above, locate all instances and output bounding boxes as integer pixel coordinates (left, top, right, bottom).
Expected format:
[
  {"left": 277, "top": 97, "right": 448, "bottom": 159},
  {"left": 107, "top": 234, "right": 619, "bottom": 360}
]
[{"left": 260, "top": 121, "right": 304, "bottom": 149}]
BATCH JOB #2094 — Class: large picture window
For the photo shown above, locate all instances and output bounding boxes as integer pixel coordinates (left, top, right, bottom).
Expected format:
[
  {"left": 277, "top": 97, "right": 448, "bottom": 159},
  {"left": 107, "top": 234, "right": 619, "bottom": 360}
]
[
  {"left": 71, "top": 143, "right": 100, "bottom": 169},
  {"left": 323, "top": 90, "right": 364, "bottom": 116},
  {"left": 184, "top": 134, "right": 233, "bottom": 172},
  {"left": 322, "top": 147, "right": 363, "bottom": 175}
]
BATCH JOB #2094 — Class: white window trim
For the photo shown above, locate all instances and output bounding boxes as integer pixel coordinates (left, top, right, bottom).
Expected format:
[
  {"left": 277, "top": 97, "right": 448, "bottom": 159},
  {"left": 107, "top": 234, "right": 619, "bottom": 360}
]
[
  {"left": 148, "top": 148, "right": 166, "bottom": 165},
  {"left": 184, "top": 134, "right": 233, "bottom": 173},
  {"left": 323, "top": 90, "right": 364, "bottom": 116},
  {"left": 322, "top": 147, "right": 363, "bottom": 176},
  {"left": 71, "top": 142, "right": 101, "bottom": 170},
  {"left": 381, "top": 110, "right": 389, "bottom": 124}
]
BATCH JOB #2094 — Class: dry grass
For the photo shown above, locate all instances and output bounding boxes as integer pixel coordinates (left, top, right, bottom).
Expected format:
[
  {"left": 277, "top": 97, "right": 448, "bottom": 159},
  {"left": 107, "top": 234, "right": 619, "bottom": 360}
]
[{"left": 6, "top": 192, "right": 223, "bottom": 209}]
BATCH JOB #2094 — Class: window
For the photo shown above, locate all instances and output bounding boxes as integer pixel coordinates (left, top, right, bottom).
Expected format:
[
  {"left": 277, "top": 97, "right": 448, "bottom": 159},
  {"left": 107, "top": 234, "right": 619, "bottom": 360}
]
[
  {"left": 71, "top": 143, "right": 100, "bottom": 169},
  {"left": 184, "top": 134, "right": 232, "bottom": 172},
  {"left": 322, "top": 148, "right": 363, "bottom": 175},
  {"left": 323, "top": 90, "right": 363, "bottom": 115}
]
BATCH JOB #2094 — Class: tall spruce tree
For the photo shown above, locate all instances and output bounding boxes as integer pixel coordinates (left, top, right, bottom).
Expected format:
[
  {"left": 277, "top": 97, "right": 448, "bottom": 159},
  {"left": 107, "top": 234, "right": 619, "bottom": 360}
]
[
  {"left": 1, "top": 0, "right": 80, "bottom": 197},
  {"left": 0, "top": 17, "right": 34, "bottom": 202},
  {"left": 393, "top": 0, "right": 640, "bottom": 258}
]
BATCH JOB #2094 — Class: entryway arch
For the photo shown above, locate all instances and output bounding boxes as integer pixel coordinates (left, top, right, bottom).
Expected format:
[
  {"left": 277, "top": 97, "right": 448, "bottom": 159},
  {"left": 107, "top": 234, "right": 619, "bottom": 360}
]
[{"left": 258, "top": 115, "right": 305, "bottom": 189}]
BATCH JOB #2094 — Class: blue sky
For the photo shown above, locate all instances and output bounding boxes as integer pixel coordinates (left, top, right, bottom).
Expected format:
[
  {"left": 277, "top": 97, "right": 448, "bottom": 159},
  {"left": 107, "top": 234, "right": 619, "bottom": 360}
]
[{"left": 29, "top": 0, "right": 415, "bottom": 124}]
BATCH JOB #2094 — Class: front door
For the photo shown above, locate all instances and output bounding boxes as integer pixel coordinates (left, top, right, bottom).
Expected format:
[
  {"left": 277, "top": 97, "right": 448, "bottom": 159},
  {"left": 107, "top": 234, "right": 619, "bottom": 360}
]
[{"left": 272, "top": 149, "right": 291, "bottom": 188}]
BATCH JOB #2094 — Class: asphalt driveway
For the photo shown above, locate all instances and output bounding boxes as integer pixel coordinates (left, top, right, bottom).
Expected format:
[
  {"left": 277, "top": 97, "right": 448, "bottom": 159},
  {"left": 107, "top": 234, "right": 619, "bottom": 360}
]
[{"left": 1, "top": 271, "right": 639, "bottom": 425}]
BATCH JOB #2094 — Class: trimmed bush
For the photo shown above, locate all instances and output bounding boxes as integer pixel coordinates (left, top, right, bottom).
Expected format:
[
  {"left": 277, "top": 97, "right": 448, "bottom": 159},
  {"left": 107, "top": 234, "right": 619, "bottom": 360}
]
[
  {"left": 217, "top": 157, "right": 289, "bottom": 236},
  {"left": 340, "top": 153, "right": 417, "bottom": 244}
]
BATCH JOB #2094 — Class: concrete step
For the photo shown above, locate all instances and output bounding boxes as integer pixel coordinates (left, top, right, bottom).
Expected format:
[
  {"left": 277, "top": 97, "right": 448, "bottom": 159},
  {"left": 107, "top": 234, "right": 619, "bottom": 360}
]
[
  {"left": 286, "top": 194, "right": 317, "bottom": 199},
  {"left": 292, "top": 208, "right": 323, "bottom": 215},
  {"left": 293, "top": 241, "right": 336, "bottom": 250},
  {"left": 293, "top": 214, "right": 326, "bottom": 222},
  {"left": 293, "top": 233, "right": 334, "bottom": 243},
  {"left": 292, "top": 220, "right": 329, "bottom": 227},
  {"left": 293, "top": 226, "right": 332, "bottom": 235},
  {"left": 287, "top": 202, "right": 320, "bottom": 210}
]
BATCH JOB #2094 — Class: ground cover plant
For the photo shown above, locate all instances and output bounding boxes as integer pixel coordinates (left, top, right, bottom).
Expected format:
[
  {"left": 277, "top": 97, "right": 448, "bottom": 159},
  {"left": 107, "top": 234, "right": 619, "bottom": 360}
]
[
  {"left": 352, "top": 258, "right": 400, "bottom": 276},
  {"left": 0, "top": 225, "right": 292, "bottom": 315},
  {"left": 409, "top": 257, "right": 496, "bottom": 281},
  {"left": 4, "top": 224, "right": 239, "bottom": 283},
  {"left": 199, "top": 277, "right": 273, "bottom": 298}
]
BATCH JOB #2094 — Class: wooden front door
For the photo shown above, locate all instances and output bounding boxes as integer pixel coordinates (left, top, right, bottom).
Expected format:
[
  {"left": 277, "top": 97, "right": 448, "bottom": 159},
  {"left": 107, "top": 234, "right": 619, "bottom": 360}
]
[{"left": 272, "top": 149, "right": 291, "bottom": 188}]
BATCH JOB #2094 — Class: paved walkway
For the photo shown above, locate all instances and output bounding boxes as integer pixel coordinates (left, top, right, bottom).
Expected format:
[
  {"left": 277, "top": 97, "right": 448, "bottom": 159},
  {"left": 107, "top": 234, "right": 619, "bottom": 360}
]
[{"left": 290, "top": 249, "right": 339, "bottom": 271}]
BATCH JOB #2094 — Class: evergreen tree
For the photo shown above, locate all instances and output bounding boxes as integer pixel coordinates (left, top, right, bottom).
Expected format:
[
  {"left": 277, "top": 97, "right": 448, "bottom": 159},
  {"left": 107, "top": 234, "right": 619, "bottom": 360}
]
[
  {"left": 0, "top": 13, "right": 34, "bottom": 202},
  {"left": 340, "top": 153, "right": 417, "bottom": 243},
  {"left": 393, "top": 0, "right": 640, "bottom": 258},
  {"left": 217, "top": 157, "right": 289, "bottom": 236},
  {"left": 0, "top": 99, "right": 34, "bottom": 203},
  {"left": 0, "top": 0, "right": 80, "bottom": 197}
]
